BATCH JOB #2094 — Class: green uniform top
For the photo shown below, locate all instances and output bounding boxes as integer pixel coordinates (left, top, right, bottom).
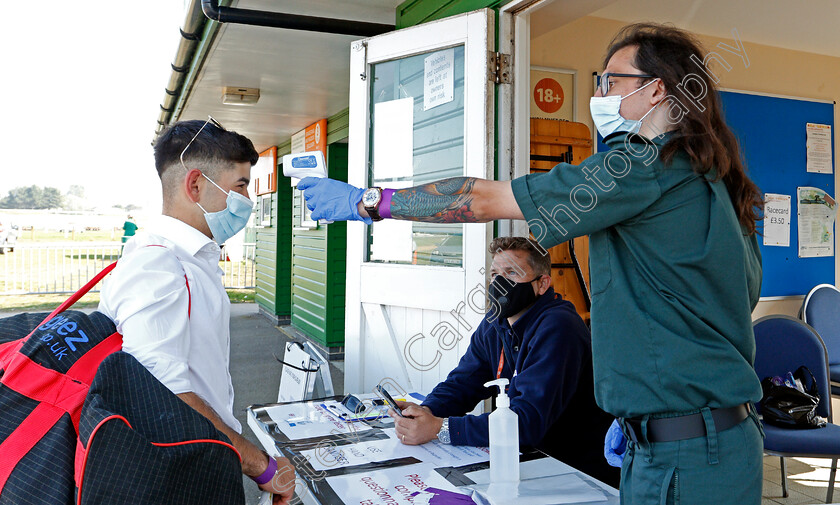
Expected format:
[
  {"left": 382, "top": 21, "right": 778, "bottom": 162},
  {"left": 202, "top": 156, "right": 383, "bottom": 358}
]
[
  {"left": 511, "top": 131, "right": 762, "bottom": 418},
  {"left": 123, "top": 220, "right": 138, "bottom": 237}
]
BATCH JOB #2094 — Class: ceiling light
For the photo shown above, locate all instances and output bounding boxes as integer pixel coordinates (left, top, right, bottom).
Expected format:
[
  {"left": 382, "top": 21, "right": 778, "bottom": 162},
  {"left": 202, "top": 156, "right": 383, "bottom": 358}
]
[{"left": 222, "top": 86, "right": 260, "bottom": 106}]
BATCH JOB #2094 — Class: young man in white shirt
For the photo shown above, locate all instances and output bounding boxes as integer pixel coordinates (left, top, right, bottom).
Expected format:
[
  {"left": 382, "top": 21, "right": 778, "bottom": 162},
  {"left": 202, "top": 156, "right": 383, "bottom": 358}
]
[{"left": 100, "top": 118, "right": 294, "bottom": 503}]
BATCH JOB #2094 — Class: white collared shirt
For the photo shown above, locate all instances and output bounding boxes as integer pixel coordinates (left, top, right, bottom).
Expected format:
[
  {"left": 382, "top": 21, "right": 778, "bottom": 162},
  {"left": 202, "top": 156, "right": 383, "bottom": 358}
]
[{"left": 99, "top": 215, "right": 241, "bottom": 432}]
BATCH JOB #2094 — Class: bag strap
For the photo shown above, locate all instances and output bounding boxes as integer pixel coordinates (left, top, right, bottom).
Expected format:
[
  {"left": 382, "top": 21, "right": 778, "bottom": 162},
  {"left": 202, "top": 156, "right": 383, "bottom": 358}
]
[
  {"left": 795, "top": 365, "right": 820, "bottom": 397},
  {"left": 24, "top": 262, "right": 118, "bottom": 343}
]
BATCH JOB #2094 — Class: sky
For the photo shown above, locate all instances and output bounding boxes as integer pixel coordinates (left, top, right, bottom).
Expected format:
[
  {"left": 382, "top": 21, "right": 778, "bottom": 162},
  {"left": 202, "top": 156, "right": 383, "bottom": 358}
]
[{"left": 0, "top": 1, "right": 187, "bottom": 213}]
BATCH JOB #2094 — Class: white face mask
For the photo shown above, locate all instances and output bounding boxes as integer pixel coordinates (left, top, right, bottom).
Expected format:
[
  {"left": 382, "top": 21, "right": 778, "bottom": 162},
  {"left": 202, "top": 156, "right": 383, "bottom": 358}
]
[{"left": 589, "top": 78, "right": 660, "bottom": 138}]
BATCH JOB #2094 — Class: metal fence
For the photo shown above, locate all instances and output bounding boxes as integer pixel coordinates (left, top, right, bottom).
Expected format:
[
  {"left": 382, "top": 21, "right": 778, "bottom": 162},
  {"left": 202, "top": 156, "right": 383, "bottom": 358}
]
[{"left": 0, "top": 242, "right": 256, "bottom": 295}]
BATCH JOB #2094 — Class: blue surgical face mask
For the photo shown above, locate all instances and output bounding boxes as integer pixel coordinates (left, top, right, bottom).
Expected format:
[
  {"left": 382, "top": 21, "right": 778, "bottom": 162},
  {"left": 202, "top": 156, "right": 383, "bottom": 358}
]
[
  {"left": 195, "top": 173, "right": 254, "bottom": 244},
  {"left": 589, "top": 78, "right": 660, "bottom": 138}
]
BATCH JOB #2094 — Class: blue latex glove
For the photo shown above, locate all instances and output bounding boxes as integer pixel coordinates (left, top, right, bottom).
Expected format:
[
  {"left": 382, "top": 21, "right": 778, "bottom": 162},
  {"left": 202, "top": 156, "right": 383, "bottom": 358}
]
[
  {"left": 297, "top": 177, "right": 372, "bottom": 224},
  {"left": 604, "top": 418, "right": 626, "bottom": 467}
]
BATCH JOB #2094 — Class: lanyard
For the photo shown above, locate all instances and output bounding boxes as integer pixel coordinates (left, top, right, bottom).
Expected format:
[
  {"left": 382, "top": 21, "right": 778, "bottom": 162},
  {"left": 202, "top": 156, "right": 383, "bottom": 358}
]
[{"left": 496, "top": 348, "right": 505, "bottom": 379}]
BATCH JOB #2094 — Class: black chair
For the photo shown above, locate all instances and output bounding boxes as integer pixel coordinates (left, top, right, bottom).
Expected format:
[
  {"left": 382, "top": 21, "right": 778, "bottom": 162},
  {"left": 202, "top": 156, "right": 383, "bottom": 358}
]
[
  {"left": 801, "top": 284, "right": 840, "bottom": 396},
  {"left": 753, "top": 315, "right": 840, "bottom": 503}
]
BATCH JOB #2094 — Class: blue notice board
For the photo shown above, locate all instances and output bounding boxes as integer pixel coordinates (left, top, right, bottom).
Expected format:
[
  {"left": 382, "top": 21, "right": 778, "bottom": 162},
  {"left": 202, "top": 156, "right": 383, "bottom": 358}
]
[
  {"left": 595, "top": 90, "right": 836, "bottom": 297},
  {"left": 720, "top": 90, "right": 835, "bottom": 298}
]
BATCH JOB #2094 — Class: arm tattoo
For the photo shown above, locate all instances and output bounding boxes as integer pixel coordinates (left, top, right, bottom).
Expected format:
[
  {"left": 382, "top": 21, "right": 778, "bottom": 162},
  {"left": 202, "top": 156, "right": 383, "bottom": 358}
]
[{"left": 390, "top": 177, "right": 479, "bottom": 223}]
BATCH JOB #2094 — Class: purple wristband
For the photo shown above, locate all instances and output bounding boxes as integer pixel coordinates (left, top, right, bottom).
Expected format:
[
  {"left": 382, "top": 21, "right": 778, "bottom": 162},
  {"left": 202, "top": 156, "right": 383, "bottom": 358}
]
[
  {"left": 252, "top": 456, "right": 277, "bottom": 485},
  {"left": 380, "top": 189, "right": 395, "bottom": 219}
]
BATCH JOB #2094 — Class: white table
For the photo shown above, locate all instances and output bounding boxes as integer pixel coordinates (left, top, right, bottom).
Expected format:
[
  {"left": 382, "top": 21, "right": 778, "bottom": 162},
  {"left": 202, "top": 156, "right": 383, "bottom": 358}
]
[{"left": 247, "top": 397, "right": 619, "bottom": 505}]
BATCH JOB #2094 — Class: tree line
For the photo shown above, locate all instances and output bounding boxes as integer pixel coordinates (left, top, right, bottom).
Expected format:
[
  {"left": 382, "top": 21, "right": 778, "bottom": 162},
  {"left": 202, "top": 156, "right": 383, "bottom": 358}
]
[{"left": 0, "top": 185, "right": 65, "bottom": 209}]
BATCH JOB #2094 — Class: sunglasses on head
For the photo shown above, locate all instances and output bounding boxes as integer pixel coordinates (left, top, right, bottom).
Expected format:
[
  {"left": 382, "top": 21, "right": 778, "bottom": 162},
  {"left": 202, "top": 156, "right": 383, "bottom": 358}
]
[{"left": 179, "top": 115, "right": 226, "bottom": 171}]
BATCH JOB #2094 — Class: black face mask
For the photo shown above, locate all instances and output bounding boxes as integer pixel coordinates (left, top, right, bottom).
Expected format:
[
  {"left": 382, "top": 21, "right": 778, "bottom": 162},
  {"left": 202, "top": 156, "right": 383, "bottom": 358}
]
[{"left": 487, "top": 275, "right": 541, "bottom": 321}]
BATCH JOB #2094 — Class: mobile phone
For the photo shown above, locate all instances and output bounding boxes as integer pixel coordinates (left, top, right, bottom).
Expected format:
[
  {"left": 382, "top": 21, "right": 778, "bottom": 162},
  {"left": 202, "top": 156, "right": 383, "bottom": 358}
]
[{"left": 375, "top": 385, "right": 406, "bottom": 418}]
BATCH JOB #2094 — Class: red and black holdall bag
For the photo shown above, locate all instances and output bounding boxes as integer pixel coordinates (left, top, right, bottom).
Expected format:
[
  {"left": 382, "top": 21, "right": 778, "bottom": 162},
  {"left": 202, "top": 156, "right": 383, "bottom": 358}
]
[{"left": 0, "top": 263, "right": 245, "bottom": 505}]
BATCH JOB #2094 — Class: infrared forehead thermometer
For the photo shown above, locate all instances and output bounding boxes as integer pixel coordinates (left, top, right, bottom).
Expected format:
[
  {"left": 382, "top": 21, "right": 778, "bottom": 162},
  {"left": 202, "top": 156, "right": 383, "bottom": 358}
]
[
  {"left": 282, "top": 151, "right": 327, "bottom": 184},
  {"left": 283, "top": 150, "right": 331, "bottom": 223}
]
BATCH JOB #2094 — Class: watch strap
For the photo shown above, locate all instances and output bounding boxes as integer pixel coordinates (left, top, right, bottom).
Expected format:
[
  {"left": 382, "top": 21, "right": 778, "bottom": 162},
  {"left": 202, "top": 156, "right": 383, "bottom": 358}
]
[
  {"left": 364, "top": 187, "right": 384, "bottom": 222},
  {"left": 437, "top": 418, "right": 451, "bottom": 444}
]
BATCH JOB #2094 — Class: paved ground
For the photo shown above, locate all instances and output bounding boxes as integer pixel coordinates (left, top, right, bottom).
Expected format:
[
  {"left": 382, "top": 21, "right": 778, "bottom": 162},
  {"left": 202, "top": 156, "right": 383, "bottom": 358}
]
[{"left": 229, "top": 303, "right": 344, "bottom": 504}]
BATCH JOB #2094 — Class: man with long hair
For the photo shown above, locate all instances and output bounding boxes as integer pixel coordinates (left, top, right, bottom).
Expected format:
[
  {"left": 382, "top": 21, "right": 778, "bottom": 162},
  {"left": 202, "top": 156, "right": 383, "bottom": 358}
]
[{"left": 301, "top": 23, "right": 764, "bottom": 503}]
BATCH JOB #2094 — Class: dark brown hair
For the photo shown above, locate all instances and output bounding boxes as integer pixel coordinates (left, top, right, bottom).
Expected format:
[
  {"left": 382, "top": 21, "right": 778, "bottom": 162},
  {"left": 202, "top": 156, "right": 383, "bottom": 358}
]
[
  {"left": 604, "top": 23, "right": 763, "bottom": 234},
  {"left": 153, "top": 120, "right": 259, "bottom": 179},
  {"left": 488, "top": 237, "right": 551, "bottom": 277}
]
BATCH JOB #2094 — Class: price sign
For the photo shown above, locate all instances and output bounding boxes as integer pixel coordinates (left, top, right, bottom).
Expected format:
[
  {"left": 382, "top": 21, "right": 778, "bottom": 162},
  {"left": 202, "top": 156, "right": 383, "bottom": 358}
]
[{"left": 764, "top": 193, "right": 791, "bottom": 247}]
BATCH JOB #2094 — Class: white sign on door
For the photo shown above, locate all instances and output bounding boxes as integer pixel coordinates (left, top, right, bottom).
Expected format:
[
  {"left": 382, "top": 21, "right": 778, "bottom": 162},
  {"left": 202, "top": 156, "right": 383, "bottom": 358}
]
[{"left": 423, "top": 48, "right": 455, "bottom": 111}]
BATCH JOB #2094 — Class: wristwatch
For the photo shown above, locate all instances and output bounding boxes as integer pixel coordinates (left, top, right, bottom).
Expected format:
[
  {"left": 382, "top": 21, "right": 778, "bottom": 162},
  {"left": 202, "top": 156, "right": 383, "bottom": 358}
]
[
  {"left": 361, "top": 187, "right": 385, "bottom": 222},
  {"left": 437, "top": 418, "right": 451, "bottom": 444}
]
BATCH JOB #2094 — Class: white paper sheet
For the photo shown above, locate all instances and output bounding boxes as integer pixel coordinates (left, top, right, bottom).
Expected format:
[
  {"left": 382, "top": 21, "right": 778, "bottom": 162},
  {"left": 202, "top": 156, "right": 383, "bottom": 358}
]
[
  {"left": 763, "top": 193, "right": 791, "bottom": 247},
  {"left": 424, "top": 48, "right": 455, "bottom": 111},
  {"left": 264, "top": 402, "right": 372, "bottom": 441},
  {"left": 301, "top": 428, "right": 489, "bottom": 471},
  {"left": 464, "top": 457, "right": 574, "bottom": 485},
  {"left": 797, "top": 186, "right": 837, "bottom": 258},
  {"left": 806, "top": 123, "right": 833, "bottom": 174},
  {"left": 325, "top": 463, "right": 464, "bottom": 505},
  {"left": 467, "top": 474, "right": 608, "bottom": 505},
  {"left": 373, "top": 98, "right": 414, "bottom": 179},
  {"left": 371, "top": 181, "right": 414, "bottom": 262}
]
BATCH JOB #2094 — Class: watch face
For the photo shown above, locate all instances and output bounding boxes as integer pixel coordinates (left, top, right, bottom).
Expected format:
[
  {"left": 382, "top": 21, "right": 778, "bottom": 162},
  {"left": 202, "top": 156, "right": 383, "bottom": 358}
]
[{"left": 362, "top": 188, "right": 381, "bottom": 207}]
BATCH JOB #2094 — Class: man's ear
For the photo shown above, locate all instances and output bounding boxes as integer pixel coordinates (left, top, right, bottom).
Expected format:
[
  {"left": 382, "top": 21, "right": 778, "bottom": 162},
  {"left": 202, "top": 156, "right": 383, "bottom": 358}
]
[
  {"left": 537, "top": 274, "right": 552, "bottom": 295},
  {"left": 184, "top": 169, "right": 203, "bottom": 203},
  {"left": 649, "top": 78, "right": 668, "bottom": 106}
]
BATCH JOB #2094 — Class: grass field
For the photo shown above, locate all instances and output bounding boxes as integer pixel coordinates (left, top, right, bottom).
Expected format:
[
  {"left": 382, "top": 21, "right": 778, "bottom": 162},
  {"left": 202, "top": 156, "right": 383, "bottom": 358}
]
[
  {"left": 0, "top": 240, "right": 256, "bottom": 311},
  {"left": 0, "top": 289, "right": 255, "bottom": 313},
  {"left": 13, "top": 229, "right": 122, "bottom": 243}
]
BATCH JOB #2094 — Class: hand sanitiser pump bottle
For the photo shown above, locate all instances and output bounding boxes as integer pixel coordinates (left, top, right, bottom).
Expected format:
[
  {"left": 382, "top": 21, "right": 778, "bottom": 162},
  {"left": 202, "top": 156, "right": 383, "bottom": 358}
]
[{"left": 484, "top": 378, "right": 519, "bottom": 484}]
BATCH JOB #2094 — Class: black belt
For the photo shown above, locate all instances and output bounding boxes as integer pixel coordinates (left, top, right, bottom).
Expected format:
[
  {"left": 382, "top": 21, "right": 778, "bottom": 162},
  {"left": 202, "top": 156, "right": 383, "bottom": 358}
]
[{"left": 623, "top": 403, "right": 749, "bottom": 443}]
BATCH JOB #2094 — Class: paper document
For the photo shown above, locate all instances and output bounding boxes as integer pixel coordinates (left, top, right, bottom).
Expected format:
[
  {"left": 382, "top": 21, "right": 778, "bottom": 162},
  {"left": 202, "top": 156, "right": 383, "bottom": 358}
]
[
  {"left": 467, "top": 473, "right": 608, "bottom": 505},
  {"left": 373, "top": 98, "right": 414, "bottom": 179},
  {"left": 301, "top": 428, "right": 489, "bottom": 471},
  {"left": 370, "top": 181, "right": 414, "bottom": 262},
  {"left": 763, "top": 193, "right": 791, "bottom": 247},
  {"left": 797, "top": 187, "right": 837, "bottom": 258},
  {"left": 806, "top": 123, "right": 833, "bottom": 174},
  {"left": 263, "top": 402, "right": 372, "bottom": 441},
  {"left": 325, "top": 463, "right": 465, "bottom": 505},
  {"left": 464, "top": 457, "right": 574, "bottom": 485}
]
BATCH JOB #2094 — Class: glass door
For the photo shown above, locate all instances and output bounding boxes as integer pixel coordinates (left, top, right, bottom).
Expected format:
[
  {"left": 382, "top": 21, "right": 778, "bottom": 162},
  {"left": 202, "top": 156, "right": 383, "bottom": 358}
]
[{"left": 345, "top": 9, "right": 495, "bottom": 394}]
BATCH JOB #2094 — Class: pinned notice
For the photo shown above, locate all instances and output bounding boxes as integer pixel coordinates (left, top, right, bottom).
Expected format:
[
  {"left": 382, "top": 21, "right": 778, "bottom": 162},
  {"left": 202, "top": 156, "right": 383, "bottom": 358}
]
[
  {"left": 424, "top": 48, "right": 455, "bottom": 111},
  {"left": 763, "top": 193, "right": 791, "bottom": 247},
  {"left": 806, "top": 123, "right": 833, "bottom": 174},
  {"left": 797, "top": 186, "right": 837, "bottom": 258}
]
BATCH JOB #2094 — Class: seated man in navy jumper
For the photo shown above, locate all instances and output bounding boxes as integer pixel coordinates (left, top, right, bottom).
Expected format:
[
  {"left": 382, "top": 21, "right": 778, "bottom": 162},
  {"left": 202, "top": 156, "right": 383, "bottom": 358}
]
[{"left": 391, "top": 236, "right": 618, "bottom": 488}]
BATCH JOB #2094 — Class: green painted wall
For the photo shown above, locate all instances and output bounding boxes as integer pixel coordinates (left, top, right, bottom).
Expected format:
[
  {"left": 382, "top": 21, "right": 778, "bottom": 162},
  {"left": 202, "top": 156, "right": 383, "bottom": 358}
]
[
  {"left": 255, "top": 141, "right": 293, "bottom": 318},
  {"left": 396, "top": 0, "right": 511, "bottom": 29},
  {"left": 291, "top": 142, "right": 349, "bottom": 348}
]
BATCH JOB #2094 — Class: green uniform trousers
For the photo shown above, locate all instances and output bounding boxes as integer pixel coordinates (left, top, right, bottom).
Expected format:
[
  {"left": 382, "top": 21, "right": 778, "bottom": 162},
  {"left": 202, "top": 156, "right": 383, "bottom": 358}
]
[{"left": 619, "top": 408, "right": 764, "bottom": 505}]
